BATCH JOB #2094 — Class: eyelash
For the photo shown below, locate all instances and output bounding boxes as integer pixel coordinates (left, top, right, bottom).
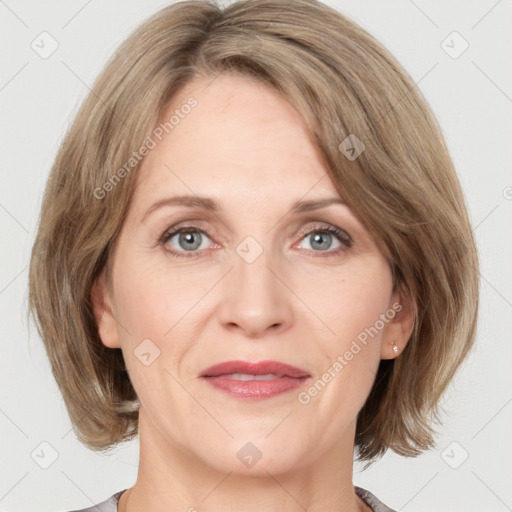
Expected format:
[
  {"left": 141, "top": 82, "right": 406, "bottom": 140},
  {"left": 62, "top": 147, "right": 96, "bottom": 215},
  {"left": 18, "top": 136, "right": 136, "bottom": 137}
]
[{"left": 158, "top": 223, "right": 352, "bottom": 260}]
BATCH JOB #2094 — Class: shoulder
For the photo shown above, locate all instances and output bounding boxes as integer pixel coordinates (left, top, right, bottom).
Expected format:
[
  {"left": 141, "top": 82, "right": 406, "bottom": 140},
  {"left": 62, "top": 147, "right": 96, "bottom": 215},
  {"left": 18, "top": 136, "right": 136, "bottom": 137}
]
[
  {"left": 355, "top": 486, "right": 396, "bottom": 512},
  {"left": 63, "top": 489, "right": 127, "bottom": 512}
]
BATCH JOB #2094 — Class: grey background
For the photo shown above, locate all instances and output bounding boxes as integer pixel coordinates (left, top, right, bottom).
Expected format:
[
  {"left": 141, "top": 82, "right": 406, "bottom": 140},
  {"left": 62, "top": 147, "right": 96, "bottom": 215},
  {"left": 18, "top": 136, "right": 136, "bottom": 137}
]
[{"left": 1, "top": 1, "right": 511, "bottom": 511}]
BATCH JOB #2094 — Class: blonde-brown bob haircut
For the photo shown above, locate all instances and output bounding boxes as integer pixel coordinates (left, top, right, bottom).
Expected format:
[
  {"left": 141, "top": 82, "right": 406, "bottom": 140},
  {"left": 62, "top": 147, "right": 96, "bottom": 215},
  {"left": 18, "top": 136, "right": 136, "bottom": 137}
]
[{"left": 28, "top": 0, "right": 479, "bottom": 463}]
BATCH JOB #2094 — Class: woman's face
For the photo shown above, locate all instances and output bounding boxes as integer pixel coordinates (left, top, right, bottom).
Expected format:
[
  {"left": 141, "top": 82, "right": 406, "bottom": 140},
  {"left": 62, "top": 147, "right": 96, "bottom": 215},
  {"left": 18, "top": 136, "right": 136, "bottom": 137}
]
[{"left": 95, "top": 73, "right": 410, "bottom": 475}]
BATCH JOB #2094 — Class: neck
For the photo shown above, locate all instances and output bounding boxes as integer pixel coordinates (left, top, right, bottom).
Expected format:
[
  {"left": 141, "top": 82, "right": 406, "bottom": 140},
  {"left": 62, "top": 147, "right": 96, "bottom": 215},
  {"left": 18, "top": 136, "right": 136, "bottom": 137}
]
[{"left": 119, "top": 408, "right": 367, "bottom": 512}]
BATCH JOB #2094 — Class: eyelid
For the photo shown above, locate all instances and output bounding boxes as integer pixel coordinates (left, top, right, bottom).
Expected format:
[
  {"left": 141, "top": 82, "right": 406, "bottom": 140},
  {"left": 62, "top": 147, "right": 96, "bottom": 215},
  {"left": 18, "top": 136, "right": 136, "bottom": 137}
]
[
  {"left": 295, "top": 222, "right": 352, "bottom": 245},
  {"left": 159, "top": 222, "right": 216, "bottom": 246}
]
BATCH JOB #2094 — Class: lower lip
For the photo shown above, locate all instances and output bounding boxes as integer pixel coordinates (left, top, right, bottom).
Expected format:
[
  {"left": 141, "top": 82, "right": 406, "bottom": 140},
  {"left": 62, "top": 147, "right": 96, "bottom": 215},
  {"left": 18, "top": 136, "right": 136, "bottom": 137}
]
[{"left": 202, "top": 376, "right": 309, "bottom": 400}]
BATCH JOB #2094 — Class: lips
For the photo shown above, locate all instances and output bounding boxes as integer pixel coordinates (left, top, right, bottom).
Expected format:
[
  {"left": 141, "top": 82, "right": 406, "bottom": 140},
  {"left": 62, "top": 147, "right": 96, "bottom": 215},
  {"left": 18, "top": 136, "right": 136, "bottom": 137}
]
[
  {"left": 200, "top": 360, "right": 311, "bottom": 400},
  {"left": 200, "top": 360, "right": 310, "bottom": 379}
]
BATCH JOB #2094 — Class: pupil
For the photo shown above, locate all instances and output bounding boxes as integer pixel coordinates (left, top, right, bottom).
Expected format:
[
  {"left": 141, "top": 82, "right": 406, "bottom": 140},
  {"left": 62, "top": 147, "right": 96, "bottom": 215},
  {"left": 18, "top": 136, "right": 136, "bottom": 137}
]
[
  {"left": 180, "top": 232, "right": 201, "bottom": 251},
  {"left": 311, "top": 232, "right": 331, "bottom": 250}
]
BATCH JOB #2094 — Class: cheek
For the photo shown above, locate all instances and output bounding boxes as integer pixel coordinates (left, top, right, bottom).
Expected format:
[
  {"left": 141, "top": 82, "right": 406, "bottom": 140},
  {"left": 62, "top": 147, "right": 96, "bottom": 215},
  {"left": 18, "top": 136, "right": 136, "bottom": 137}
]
[
  {"left": 299, "top": 255, "right": 393, "bottom": 352},
  {"left": 110, "top": 253, "right": 205, "bottom": 427},
  {"left": 112, "top": 249, "right": 209, "bottom": 341},
  {"left": 110, "top": 250, "right": 219, "bottom": 403},
  {"left": 297, "top": 257, "right": 392, "bottom": 405}
]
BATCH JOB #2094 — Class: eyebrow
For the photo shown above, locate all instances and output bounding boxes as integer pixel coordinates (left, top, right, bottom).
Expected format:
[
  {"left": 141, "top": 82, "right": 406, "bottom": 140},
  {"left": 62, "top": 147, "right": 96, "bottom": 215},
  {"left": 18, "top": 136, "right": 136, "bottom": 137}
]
[{"left": 141, "top": 194, "right": 346, "bottom": 222}]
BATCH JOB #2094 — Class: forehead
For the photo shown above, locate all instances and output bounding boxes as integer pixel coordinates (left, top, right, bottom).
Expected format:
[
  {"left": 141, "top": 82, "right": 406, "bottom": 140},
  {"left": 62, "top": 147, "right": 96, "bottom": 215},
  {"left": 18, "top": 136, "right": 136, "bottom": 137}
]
[{"left": 131, "top": 73, "right": 341, "bottom": 214}]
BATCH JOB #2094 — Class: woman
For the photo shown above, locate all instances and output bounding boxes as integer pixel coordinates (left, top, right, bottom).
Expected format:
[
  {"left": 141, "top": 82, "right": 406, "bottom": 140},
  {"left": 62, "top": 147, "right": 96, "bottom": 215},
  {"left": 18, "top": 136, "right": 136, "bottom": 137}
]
[{"left": 28, "top": 0, "right": 479, "bottom": 511}]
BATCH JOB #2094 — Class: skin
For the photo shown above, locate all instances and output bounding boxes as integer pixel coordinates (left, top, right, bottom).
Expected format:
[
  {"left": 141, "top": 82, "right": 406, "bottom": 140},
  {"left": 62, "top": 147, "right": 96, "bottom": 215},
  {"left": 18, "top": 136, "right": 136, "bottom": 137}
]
[{"left": 93, "top": 72, "right": 414, "bottom": 512}]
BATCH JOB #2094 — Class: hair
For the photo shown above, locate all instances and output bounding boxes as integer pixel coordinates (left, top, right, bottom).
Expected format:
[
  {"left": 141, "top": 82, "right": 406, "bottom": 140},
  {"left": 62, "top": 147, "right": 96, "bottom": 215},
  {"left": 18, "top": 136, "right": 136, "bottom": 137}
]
[{"left": 27, "top": 0, "right": 479, "bottom": 463}]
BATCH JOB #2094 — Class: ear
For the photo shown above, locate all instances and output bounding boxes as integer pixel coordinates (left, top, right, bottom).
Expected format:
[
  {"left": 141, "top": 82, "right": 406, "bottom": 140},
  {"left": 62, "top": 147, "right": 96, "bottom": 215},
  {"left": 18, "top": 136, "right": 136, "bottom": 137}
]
[
  {"left": 380, "top": 283, "right": 415, "bottom": 359},
  {"left": 91, "top": 270, "right": 121, "bottom": 349}
]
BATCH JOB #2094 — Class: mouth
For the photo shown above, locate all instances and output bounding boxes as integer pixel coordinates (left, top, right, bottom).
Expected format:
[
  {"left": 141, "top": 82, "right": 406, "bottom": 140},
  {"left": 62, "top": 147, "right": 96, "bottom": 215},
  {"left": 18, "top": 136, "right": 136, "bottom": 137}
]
[{"left": 200, "top": 360, "right": 311, "bottom": 400}]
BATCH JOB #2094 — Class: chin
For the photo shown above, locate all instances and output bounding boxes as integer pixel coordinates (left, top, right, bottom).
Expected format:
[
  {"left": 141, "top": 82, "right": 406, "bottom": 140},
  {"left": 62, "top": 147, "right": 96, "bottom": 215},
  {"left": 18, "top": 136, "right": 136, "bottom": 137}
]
[{"left": 198, "top": 435, "right": 308, "bottom": 476}]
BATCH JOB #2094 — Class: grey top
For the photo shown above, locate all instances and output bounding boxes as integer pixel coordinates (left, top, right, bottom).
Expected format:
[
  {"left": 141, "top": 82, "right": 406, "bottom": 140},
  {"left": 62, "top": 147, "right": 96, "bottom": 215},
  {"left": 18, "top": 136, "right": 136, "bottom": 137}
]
[{"left": 68, "top": 486, "right": 395, "bottom": 511}]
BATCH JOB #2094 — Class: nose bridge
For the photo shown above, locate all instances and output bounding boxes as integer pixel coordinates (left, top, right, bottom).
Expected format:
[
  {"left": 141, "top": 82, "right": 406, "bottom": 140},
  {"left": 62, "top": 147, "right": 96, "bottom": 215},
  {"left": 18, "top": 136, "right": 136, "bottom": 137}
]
[
  {"left": 218, "top": 234, "right": 292, "bottom": 335},
  {"left": 235, "top": 236, "right": 277, "bottom": 297}
]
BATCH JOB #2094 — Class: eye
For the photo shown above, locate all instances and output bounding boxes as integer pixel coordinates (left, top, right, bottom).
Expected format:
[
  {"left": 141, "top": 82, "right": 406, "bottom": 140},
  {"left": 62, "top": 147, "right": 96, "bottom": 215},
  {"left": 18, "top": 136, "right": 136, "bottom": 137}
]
[
  {"left": 160, "top": 226, "right": 213, "bottom": 258},
  {"left": 297, "top": 225, "right": 351, "bottom": 256},
  {"left": 159, "top": 223, "right": 352, "bottom": 259}
]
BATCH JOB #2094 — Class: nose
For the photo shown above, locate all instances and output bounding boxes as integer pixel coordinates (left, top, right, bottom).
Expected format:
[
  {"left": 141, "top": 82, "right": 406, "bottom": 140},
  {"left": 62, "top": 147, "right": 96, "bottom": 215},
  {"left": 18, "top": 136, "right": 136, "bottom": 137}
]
[{"left": 217, "top": 242, "right": 294, "bottom": 338}]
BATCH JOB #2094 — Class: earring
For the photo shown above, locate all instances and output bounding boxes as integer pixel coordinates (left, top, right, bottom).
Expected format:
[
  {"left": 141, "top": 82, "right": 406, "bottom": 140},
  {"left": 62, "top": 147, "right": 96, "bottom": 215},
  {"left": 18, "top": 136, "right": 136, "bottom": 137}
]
[{"left": 391, "top": 342, "right": 399, "bottom": 355}]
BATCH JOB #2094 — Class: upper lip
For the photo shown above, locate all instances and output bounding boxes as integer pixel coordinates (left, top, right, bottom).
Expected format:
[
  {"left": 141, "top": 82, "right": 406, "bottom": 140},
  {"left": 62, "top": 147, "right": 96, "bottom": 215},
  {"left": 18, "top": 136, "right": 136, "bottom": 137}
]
[{"left": 200, "top": 360, "right": 310, "bottom": 378}]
